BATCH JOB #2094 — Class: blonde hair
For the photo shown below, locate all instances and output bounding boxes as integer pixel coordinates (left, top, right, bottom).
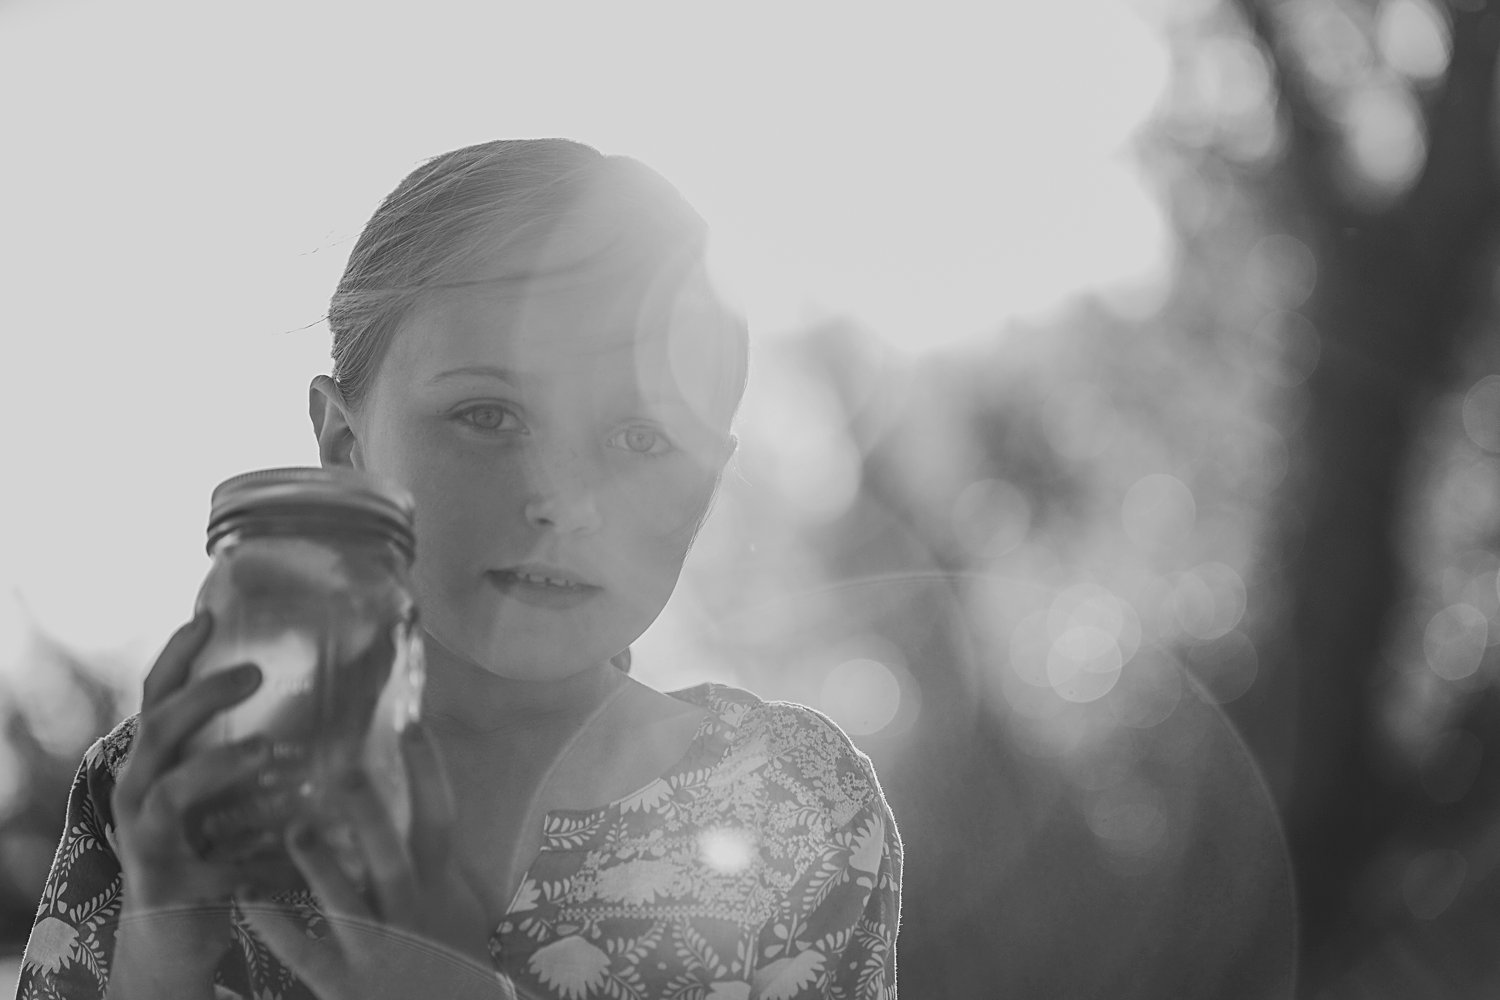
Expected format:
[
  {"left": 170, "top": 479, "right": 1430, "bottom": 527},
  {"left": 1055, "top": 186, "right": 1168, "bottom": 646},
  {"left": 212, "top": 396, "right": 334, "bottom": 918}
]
[{"left": 328, "top": 138, "right": 748, "bottom": 419}]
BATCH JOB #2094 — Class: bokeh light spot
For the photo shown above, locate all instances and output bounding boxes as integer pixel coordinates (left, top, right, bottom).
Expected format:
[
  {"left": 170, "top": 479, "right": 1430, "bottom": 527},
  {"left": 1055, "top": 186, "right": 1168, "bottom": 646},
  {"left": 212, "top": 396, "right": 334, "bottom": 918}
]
[
  {"left": 1047, "top": 625, "right": 1124, "bottom": 704},
  {"left": 1401, "top": 848, "right": 1467, "bottom": 921},
  {"left": 819, "top": 657, "right": 903, "bottom": 736},
  {"left": 1165, "top": 571, "right": 1216, "bottom": 639},
  {"left": 1185, "top": 630, "right": 1259, "bottom": 704},
  {"left": 1008, "top": 610, "right": 1055, "bottom": 690},
  {"left": 1249, "top": 234, "right": 1318, "bottom": 308},
  {"left": 1167, "top": 563, "right": 1248, "bottom": 641},
  {"left": 1087, "top": 782, "right": 1168, "bottom": 859},
  {"left": 1198, "top": 35, "right": 1274, "bottom": 122},
  {"left": 1461, "top": 374, "right": 1500, "bottom": 453},
  {"left": 1288, "top": 0, "right": 1374, "bottom": 90},
  {"left": 1423, "top": 604, "right": 1488, "bottom": 681},
  {"left": 1251, "top": 310, "right": 1322, "bottom": 387},
  {"left": 1107, "top": 648, "right": 1184, "bottom": 729},
  {"left": 1377, "top": 0, "right": 1452, "bottom": 82},
  {"left": 1049, "top": 583, "right": 1142, "bottom": 662},
  {"left": 1340, "top": 82, "right": 1426, "bottom": 198}
]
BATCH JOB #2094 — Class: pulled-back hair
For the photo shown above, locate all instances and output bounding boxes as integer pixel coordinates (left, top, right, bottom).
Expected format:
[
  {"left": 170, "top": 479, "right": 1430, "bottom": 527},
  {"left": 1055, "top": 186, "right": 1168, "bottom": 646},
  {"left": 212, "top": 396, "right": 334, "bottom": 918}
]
[{"left": 328, "top": 138, "right": 748, "bottom": 418}]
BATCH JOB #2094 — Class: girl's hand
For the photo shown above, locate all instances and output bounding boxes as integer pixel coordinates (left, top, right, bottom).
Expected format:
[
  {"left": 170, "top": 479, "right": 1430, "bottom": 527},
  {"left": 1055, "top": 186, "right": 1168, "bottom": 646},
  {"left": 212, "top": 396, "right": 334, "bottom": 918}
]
[
  {"left": 109, "top": 611, "right": 268, "bottom": 992},
  {"left": 239, "top": 723, "right": 510, "bottom": 1000}
]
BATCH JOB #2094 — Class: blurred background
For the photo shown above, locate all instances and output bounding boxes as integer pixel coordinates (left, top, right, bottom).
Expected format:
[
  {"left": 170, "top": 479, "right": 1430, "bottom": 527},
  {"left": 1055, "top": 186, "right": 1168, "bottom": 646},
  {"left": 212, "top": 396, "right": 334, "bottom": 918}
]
[{"left": 3, "top": 0, "right": 1499, "bottom": 996}]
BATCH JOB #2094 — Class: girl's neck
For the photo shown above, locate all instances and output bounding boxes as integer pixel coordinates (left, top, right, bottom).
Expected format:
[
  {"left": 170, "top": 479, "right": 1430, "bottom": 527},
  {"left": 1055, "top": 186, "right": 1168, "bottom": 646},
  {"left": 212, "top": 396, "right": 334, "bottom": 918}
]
[{"left": 418, "top": 631, "right": 629, "bottom": 742}]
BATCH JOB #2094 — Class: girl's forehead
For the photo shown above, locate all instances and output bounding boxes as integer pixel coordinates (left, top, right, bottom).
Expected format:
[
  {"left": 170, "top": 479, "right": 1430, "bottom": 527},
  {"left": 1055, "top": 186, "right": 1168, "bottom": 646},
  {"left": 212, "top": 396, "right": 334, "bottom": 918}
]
[{"left": 382, "top": 269, "right": 733, "bottom": 409}]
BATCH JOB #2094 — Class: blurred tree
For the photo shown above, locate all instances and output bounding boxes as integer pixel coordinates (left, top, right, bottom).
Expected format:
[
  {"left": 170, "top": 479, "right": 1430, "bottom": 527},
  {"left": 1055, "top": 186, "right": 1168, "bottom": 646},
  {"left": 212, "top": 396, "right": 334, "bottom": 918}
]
[
  {"left": 693, "top": 320, "right": 1300, "bottom": 996},
  {"left": 694, "top": 3, "right": 1500, "bottom": 992},
  {"left": 1151, "top": 0, "right": 1500, "bottom": 991}
]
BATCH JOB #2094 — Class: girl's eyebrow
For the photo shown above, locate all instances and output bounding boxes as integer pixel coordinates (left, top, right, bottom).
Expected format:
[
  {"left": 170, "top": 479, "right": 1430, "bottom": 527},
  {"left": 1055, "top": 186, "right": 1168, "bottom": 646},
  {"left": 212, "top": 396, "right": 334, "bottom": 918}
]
[
  {"left": 425, "top": 364, "right": 697, "bottom": 414},
  {"left": 425, "top": 364, "right": 519, "bottom": 385}
]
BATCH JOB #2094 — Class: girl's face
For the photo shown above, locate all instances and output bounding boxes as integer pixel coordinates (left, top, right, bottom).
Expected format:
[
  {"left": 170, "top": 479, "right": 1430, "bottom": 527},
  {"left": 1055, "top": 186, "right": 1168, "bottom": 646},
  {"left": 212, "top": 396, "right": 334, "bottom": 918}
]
[{"left": 329, "top": 248, "right": 738, "bottom": 682}]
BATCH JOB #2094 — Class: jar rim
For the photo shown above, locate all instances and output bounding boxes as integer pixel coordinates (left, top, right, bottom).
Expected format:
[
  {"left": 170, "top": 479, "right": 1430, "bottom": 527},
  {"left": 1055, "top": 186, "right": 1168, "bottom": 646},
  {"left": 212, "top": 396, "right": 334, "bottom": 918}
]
[{"left": 207, "top": 467, "right": 415, "bottom": 551}]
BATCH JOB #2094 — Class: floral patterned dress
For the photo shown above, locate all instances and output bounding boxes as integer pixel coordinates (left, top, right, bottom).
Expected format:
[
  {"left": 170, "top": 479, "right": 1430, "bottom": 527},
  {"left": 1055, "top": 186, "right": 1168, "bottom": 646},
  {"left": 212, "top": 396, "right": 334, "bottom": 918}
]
[{"left": 16, "top": 683, "right": 902, "bottom": 999}]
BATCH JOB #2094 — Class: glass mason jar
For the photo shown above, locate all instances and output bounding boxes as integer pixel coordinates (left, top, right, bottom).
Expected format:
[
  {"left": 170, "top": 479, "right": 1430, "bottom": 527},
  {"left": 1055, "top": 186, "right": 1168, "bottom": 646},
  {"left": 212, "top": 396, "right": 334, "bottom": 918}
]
[{"left": 184, "top": 466, "right": 425, "bottom": 891}]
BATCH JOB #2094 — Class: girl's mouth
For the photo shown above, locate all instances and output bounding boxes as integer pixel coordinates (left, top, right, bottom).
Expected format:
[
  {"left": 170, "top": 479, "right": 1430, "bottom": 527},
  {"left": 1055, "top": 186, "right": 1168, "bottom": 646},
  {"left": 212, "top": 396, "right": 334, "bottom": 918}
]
[{"left": 485, "top": 569, "right": 601, "bottom": 609}]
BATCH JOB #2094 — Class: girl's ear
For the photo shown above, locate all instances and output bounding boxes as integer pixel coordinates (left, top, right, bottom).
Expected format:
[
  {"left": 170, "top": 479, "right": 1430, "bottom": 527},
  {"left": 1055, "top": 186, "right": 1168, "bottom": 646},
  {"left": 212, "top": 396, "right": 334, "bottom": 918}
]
[{"left": 309, "top": 375, "right": 363, "bottom": 470}]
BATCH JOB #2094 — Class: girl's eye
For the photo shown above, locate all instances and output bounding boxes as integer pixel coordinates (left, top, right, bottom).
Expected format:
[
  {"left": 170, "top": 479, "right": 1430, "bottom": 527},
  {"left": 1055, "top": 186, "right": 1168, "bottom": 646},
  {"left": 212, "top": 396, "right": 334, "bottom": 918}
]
[
  {"left": 610, "top": 425, "right": 674, "bottom": 456},
  {"left": 454, "top": 405, "right": 522, "bottom": 433}
]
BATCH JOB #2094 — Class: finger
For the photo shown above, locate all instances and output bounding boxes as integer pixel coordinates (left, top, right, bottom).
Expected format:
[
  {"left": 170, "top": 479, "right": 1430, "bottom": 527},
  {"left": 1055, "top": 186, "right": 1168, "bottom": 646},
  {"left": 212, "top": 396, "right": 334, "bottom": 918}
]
[
  {"left": 333, "top": 773, "right": 418, "bottom": 921},
  {"left": 117, "top": 663, "right": 263, "bottom": 809},
  {"left": 402, "top": 723, "right": 456, "bottom": 879},
  {"left": 141, "top": 611, "right": 213, "bottom": 709},
  {"left": 238, "top": 896, "right": 344, "bottom": 995},
  {"left": 137, "top": 736, "right": 270, "bottom": 846},
  {"left": 286, "top": 823, "right": 375, "bottom": 930}
]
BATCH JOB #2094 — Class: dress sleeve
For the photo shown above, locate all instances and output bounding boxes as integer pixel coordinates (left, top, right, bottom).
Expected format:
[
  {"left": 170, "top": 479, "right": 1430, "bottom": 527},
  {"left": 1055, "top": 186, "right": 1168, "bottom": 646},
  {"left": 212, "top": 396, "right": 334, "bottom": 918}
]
[
  {"left": 744, "top": 701, "right": 904, "bottom": 1000},
  {"left": 13, "top": 721, "right": 267, "bottom": 1000},
  {"left": 15, "top": 724, "right": 132, "bottom": 1000},
  {"left": 750, "top": 796, "right": 903, "bottom": 1000}
]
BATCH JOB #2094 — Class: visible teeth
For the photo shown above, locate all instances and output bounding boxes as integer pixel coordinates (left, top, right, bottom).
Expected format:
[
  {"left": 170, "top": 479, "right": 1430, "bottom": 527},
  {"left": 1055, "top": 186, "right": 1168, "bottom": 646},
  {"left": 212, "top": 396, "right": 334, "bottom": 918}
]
[{"left": 515, "top": 572, "right": 574, "bottom": 588}]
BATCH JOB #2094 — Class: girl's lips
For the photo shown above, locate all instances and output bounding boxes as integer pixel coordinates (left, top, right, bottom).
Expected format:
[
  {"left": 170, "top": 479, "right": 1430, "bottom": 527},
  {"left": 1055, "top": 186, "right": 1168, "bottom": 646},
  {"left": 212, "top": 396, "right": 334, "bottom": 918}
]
[{"left": 485, "top": 570, "right": 601, "bottom": 610}]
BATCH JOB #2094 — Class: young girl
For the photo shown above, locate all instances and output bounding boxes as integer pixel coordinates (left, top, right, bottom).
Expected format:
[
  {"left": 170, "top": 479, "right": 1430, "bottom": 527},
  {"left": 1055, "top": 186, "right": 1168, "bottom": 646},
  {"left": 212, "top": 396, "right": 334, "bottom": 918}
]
[{"left": 16, "top": 139, "right": 902, "bottom": 999}]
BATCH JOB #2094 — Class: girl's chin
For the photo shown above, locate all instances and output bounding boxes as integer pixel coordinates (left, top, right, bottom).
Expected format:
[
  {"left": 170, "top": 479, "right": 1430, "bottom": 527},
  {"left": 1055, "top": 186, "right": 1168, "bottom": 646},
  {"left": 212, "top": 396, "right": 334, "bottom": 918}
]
[{"left": 419, "top": 622, "right": 607, "bottom": 680}]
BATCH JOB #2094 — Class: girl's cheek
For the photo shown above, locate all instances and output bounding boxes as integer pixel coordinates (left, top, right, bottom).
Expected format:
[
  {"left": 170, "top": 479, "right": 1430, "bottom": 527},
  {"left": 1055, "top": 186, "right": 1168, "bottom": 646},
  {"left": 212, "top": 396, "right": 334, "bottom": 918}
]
[{"left": 610, "top": 466, "right": 718, "bottom": 539}]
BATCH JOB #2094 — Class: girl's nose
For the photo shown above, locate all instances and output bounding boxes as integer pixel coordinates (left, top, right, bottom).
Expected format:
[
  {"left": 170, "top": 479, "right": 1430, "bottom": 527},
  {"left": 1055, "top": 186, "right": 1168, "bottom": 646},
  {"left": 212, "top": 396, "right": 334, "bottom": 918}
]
[{"left": 522, "top": 451, "right": 603, "bottom": 535}]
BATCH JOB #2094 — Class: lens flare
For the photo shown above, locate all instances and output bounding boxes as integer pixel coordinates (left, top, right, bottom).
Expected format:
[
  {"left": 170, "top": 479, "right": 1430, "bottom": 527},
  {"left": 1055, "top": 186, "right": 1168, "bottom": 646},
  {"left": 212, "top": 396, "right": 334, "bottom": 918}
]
[
  {"left": 698, "top": 827, "right": 757, "bottom": 875},
  {"left": 1401, "top": 848, "right": 1467, "bottom": 921},
  {"left": 1184, "top": 630, "right": 1260, "bottom": 704},
  {"left": 1047, "top": 626, "right": 1124, "bottom": 704},
  {"left": 1461, "top": 375, "right": 1500, "bottom": 453},
  {"left": 819, "top": 657, "right": 904, "bottom": 736},
  {"left": 1377, "top": 0, "right": 1451, "bottom": 82},
  {"left": 1423, "top": 604, "right": 1488, "bottom": 681}
]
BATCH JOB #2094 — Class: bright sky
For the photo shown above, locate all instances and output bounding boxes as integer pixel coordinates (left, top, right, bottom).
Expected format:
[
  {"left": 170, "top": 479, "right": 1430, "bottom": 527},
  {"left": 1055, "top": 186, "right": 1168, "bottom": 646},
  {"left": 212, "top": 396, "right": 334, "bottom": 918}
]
[{"left": 0, "top": 0, "right": 1172, "bottom": 677}]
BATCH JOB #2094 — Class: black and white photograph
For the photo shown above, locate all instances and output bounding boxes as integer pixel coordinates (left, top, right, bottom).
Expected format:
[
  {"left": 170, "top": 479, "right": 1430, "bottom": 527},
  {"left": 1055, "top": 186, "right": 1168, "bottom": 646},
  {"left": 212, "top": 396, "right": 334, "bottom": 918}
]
[{"left": 3, "top": 1, "right": 1499, "bottom": 996}]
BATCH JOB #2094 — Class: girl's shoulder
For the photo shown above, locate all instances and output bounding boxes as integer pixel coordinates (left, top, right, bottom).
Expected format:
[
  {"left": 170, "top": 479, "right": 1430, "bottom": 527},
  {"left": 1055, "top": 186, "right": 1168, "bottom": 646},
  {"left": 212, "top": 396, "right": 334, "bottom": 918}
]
[
  {"left": 667, "top": 682, "right": 891, "bottom": 828},
  {"left": 81, "top": 713, "right": 139, "bottom": 782}
]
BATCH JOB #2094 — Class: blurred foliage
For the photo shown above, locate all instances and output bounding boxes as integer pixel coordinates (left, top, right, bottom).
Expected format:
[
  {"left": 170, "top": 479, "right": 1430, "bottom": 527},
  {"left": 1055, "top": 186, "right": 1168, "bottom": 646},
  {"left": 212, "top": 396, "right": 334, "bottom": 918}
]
[
  {"left": 5, "top": 0, "right": 1500, "bottom": 996},
  {"left": 0, "top": 630, "right": 128, "bottom": 955},
  {"left": 676, "top": 0, "right": 1500, "bottom": 994}
]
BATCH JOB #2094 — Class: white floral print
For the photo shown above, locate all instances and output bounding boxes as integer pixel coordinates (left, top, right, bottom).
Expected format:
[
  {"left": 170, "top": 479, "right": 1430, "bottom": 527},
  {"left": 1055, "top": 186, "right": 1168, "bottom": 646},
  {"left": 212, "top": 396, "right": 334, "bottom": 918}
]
[
  {"left": 17, "top": 684, "right": 903, "bottom": 999},
  {"left": 22, "top": 916, "right": 78, "bottom": 975},
  {"left": 590, "top": 858, "right": 682, "bottom": 905},
  {"left": 755, "top": 949, "right": 828, "bottom": 1000},
  {"left": 528, "top": 936, "right": 611, "bottom": 999}
]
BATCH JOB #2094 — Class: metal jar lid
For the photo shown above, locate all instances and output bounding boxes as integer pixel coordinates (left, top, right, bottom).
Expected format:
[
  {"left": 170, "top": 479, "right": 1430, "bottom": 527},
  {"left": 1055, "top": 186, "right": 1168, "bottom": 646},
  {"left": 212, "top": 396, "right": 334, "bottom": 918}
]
[{"left": 206, "top": 466, "right": 415, "bottom": 552}]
